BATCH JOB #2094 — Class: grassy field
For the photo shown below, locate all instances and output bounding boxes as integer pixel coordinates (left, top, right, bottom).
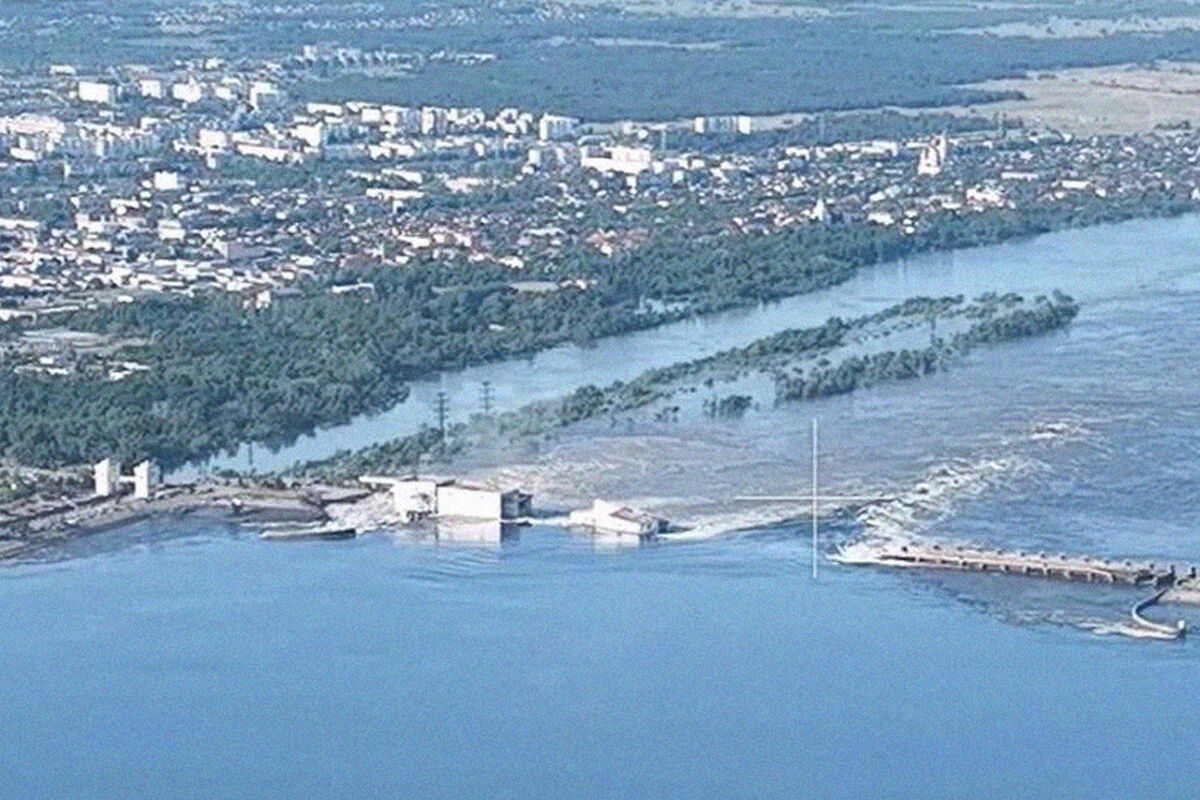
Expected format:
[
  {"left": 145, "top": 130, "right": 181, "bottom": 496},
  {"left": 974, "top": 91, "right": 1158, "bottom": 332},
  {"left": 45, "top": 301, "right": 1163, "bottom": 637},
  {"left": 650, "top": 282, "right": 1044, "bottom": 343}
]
[{"left": 957, "top": 62, "right": 1200, "bottom": 134}]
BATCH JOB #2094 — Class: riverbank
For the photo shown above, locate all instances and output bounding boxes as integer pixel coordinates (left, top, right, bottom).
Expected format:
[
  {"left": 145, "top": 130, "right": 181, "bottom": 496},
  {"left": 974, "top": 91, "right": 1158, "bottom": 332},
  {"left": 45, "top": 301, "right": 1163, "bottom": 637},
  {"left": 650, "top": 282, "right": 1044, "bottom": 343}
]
[
  {"left": 7, "top": 191, "right": 1197, "bottom": 476},
  {"left": 0, "top": 482, "right": 367, "bottom": 561},
  {"left": 176, "top": 210, "right": 1200, "bottom": 479},
  {"left": 5, "top": 214, "right": 1200, "bottom": 645},
  {"left": 0, "top": 292, "right": 1080, "bottom": 558},
  {"left": 284, "top": 291, "right": 1079, "bottom": 484}
]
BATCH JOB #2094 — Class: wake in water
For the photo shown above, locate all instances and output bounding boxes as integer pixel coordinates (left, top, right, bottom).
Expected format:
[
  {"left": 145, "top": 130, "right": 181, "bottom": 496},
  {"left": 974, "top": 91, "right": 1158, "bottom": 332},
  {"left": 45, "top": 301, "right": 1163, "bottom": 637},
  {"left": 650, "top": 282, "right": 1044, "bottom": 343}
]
[
  {"left": 841, "top": 416, "right": 1105, "bottom": 556},
  {"left": 849, "top": 454, "right": 1045, "bottom": 549},
  {"left": 829, "top": 419, "right": 1198, "bottom": 640},
  {"left": 469, "top": 415, "right": 1095, "bottom": 546}
]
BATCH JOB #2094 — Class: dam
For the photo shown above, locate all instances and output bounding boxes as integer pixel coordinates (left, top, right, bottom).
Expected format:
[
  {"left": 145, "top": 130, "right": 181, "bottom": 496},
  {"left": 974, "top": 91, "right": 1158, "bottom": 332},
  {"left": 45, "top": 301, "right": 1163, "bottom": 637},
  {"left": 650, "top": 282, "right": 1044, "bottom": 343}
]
[
  {"left": 835, "top": 540, "right": 1197, "bottom": 639},
  {"left": 833, "top": 540, "right": 1196, "bottom": 586}
]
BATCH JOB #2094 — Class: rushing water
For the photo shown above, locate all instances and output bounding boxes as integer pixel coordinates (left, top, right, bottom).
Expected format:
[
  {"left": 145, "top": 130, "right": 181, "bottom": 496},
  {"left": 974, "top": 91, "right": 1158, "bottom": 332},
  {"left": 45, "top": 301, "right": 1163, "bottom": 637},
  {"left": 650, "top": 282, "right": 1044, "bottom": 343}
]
[
  {"left": 181, "top": 213, "right": 1200, "bottom": 477},
  {"left": 6, "top": 214, "right": 1200, "bottom": 797}
]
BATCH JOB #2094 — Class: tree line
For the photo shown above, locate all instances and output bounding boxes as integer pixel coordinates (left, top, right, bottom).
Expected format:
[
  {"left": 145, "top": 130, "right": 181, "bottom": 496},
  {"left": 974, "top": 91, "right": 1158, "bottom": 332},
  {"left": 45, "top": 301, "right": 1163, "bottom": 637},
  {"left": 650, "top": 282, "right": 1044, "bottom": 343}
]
[{"left": 0, "top": 183, "right": 1172, "bottom": 469}]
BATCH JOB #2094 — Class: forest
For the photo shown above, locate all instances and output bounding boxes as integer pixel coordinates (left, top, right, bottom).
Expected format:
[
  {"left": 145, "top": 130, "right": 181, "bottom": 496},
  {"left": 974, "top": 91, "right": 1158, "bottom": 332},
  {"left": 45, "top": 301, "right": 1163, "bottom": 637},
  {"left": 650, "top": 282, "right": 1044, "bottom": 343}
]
[
  {"left": 290, "top": 9, "right": 1200, "bottom": 120},
  {"left": 0, "top": 186, "right": 1183, "bottom": 470},
  {"left": 10, "top": 0, "right": 1200, "bottom": 120},
  {"left": 775, "top": 292, "right": 1079, "bottom": 400}
]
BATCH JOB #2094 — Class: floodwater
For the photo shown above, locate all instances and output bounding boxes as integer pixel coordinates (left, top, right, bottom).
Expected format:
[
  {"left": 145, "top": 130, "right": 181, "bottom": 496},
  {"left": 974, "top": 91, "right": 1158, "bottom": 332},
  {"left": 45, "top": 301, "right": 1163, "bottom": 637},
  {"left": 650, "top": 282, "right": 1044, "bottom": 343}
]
[
  {"left": 5, "top": 214, "right": 1200, "bottom": 797},
  {"left": 180, "top": 212, "right": 1191, "bottom": 477}
]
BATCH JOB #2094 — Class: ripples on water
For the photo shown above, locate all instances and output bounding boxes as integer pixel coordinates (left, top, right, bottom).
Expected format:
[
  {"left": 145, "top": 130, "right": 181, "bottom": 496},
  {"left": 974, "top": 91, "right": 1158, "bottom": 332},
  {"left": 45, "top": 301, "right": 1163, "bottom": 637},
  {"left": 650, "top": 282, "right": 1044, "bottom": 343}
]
[
  {"left": 24, "top": 268, "right": 1200, "bottom": 637},
  {"left": 7, "top": 217, "right": 1200, "bottom": 797}
]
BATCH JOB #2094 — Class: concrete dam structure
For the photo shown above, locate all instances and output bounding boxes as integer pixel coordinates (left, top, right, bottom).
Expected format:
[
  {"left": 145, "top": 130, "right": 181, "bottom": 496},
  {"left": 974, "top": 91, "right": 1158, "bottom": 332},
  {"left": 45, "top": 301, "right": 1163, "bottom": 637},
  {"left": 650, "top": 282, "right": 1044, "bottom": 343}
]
[
  {"left": 835, "top": 540, "right": 1196, "bottom": 639},
  {"left": 835, "top": 541, "right": 1194, "bottom": 585}
]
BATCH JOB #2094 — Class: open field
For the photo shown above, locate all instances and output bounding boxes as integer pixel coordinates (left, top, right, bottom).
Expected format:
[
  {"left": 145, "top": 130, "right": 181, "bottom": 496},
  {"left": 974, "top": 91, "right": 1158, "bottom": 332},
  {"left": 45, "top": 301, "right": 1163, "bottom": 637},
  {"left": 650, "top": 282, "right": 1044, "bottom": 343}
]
[
  {"left": 947, "top": 14, "right": 1200, "bottom": 39},
  {"left": 959, "top": 62, "right": 1200, "bottom": 134}
]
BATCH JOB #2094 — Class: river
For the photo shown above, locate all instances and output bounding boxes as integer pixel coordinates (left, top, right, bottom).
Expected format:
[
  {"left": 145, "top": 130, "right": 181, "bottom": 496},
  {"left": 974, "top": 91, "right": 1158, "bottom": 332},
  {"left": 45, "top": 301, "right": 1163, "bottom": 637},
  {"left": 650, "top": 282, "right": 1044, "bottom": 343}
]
[
  {"left": 4, "top": 214, "right": 1200, "bottom": 797},
  {"left": 180, "top": 212, "right": 1189, "bottom": 477}
]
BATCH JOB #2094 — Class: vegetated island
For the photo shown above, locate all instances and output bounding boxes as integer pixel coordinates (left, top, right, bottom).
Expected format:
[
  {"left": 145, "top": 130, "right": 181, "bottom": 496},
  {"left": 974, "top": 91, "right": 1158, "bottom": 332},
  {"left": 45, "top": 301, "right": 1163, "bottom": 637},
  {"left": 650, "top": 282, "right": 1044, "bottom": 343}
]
[
  {"left": 283, "top": 290, "right": 1080, "bottom": 482},
  {"left": 0, "top": 290, "right": 1078, "bottom": 560},
  {"left": 0, "top": 187, "right": 1186, "bottom": 474}
]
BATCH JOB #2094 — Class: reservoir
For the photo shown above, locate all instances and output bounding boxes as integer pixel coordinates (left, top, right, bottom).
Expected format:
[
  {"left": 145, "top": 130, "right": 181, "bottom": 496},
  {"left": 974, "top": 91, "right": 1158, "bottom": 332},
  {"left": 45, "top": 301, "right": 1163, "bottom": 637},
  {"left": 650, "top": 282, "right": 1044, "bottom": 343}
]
[{"left": 5, "top": 213, "right": 1200, "bottom": 797}]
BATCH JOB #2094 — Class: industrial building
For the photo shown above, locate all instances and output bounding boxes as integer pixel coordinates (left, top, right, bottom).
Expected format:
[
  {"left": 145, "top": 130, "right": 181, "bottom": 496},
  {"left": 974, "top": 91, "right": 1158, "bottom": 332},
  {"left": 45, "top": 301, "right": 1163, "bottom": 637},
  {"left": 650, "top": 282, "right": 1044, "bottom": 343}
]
[
  {"left": 568, "top": 499, "right": 668, "bottom": 537},
  {"left": 359, "top": 476, "right": 532, "bottom": 522}
]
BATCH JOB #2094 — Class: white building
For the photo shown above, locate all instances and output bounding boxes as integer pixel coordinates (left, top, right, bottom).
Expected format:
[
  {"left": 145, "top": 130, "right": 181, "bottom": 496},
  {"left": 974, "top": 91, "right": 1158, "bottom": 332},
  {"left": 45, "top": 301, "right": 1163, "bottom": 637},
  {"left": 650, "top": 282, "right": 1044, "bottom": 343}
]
[
  {"left": 581, "top": 145, "right": 653, "bottom": 176},
  {"left": 157, "top": 219, "right": 186, "bottom": 241},
  {"left": 966, "top": 185, "right": 1006, "bottom": 208},
  {"left": 538, "top": 114, "right": 578, "bottom": 141},
  {"left": 917, "top": 135, "right": 948, "bottom": 176},
  {"left": 172, "top": 81, "right": 204, "bottom": 105},
  {"left": 360, "top": 476, "right": 532, "bottom": 521},
  {"left": 152, "top": 171, "right": 180, "bottom": 192},
  {"left": 568, "top": 499, "right": 668, "bottom": 536},
  {"left": 290, "top": 122, "right": 325, "bottom": 149},
  {"left": 439, "top": 482, "right": 531, "bottom": 520},
  {"left": 93, "top": 458, "right": 159, "bottom": 500},
  {"left": 78, "top": 80, "right": 115, "bottom": 104},
  {"left": 198, "top": 129, "right": 229, "bottom": 152},
  {"left": 420, "top": 106, "right": 447, "bottom": 136},
  {"left": 94, "top": 458, "right": 116, "bottom": 497},
  {"left": 249, "top": 81, "right": 281, "bottom": 110},
  {"left": 307, "top": 102, "right": 344, "bottom": 118},
  {"left": 0, "top": 114, "right": 67, "bottom": 160},
  {"left": 693, "top": 115, "right": 753, "bottom": 135},
  {"left": 138, "top": 78, "right": 165, "bottom": 99},
  {"left": 809, "top": 197, "right": 830, "bottom": 223}
]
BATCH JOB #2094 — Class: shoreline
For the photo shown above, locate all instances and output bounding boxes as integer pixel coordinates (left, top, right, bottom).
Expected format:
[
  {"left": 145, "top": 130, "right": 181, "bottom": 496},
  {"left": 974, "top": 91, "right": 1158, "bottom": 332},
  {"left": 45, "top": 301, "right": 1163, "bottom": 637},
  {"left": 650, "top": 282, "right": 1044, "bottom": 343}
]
[
  {"left": 0, "top": 482, "right": 359, "bottom": 561},
  {"left": 172, "top": 205, "right": 1200, "bottom": 480}
]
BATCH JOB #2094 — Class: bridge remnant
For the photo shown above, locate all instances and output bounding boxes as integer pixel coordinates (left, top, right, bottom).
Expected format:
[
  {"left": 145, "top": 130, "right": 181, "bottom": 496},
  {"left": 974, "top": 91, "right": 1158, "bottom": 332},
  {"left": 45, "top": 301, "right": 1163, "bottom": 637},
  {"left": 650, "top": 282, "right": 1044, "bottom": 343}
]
[{"left": 835, "top": 541, "right": 1187, "bottom": 587}]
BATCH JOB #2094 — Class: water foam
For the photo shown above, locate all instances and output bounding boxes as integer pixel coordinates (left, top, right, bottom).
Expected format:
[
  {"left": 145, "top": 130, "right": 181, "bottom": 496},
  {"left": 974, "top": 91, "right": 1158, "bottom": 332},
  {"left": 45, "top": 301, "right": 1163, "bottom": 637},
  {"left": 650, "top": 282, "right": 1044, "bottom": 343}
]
[{"left": 853, "top": 454, "right": 1043, "bottom": 547}]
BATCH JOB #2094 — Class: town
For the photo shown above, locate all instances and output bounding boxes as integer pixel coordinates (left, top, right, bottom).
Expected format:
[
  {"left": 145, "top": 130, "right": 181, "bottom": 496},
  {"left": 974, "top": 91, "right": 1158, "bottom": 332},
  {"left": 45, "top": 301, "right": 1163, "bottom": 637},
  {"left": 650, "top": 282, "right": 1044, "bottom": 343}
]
[
  {"left": 2, "top": 48, "right": 1200, "bottom": 384},
  {"left": 9, "top": 0, "right": 1200, "bottom": 792}
]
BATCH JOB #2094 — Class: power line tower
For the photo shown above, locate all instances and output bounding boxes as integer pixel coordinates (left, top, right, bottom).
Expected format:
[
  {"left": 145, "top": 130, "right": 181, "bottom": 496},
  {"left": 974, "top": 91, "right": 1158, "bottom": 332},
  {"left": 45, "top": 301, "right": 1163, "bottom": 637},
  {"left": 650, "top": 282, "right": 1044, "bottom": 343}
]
[
  {"left": 480, "top": 380, "right": 493, "bottom": 415},
  {"left": 435, "top": 391, "right": 448, "bottom": 438}
]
